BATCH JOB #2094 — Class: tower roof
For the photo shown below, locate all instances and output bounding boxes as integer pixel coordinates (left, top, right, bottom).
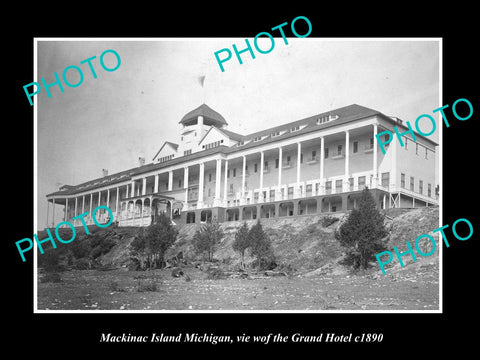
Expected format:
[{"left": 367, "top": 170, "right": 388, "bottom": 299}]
[{"left": 179, "top": 104, "right": 228, "bottom": 127}]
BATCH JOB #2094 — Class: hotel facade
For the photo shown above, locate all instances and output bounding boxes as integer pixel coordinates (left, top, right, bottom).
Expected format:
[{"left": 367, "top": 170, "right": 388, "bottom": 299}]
[{"left": 45, "top": 103, "right": 438, "bottom": 228}]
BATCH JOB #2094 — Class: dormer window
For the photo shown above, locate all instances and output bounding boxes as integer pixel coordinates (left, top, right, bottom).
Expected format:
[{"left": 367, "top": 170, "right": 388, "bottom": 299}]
[{"left": 291, "top": 125, "right": 300, "bottom": 132}]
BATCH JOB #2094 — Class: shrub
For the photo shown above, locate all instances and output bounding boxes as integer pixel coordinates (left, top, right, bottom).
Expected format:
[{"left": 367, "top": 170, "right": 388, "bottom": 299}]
[
  {"left": 193, "top": 219, "right": 224, "bottom": 261},
  {"left": 321, "top": 216, "right": 338, "bottom": 228},
  {"left": 248, "top": 220, "right": 276, "bottom": 270},
  {"left": 335, "top": 187, "right": 388, "bottom": 271}
]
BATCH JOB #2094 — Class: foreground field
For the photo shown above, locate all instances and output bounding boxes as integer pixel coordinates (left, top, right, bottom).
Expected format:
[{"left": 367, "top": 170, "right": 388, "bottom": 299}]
[{"left": 37, "top": 261, "right": 439, "bottom": 311}]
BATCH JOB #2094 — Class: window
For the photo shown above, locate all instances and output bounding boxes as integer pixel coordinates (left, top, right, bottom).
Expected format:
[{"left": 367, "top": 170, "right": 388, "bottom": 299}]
[
  {"left": 428, "top": 183, "right": 432, "bottom": 197},
  {"left": 158, "top": 154, "right": 174, "bottom": 163},
  {"left": 264, "top": 161, "right": 268, "bottom": 169},
  {"left": 325, "top": 148, "right": 329, "bottom": 159},
  {"left": 325, "top": 181, "right": 332, "bottom": 193},
  {"left": 416, "top": 143, "right": 419, "bottom": 155},
  {"left": 229, "top": 184, "right": 234, "bottom": 194},
  {"left": 254, "top": 163, "right": 258, "bottom": 172},
  {"left": 425, "top": 148, "right": 428, "bottom": 159},
  {"left": 291, "top": 125, "right": 300, "bottom": 132},
  {"left": 349, "top": 177, "right": 354, "bottom": 191},
  {"left": 353, "top": 141, "right": 358, "bottom": 153},
  {"left": 358, "top": 176, "right": 366, "bottom": 189},
  {"left": 208, "top": 188, "right": 211, "bottom": 197},
  {"left": 335, "top": 179, "right": 342, "bottom": 192},
  {"left": 337, "top": 145, "right": 342, "bottom": 156},
  {"left": 306, "top": 184, "right": 312, "bottom": 195},
  {"left": 271, "top": 131, "right": 281, "bottom": 137},
  {"left": 381, "top": 172, "right": 390, "bottom": 187},
  {"left": 178, "top": 179, "right": 182, "bottom": 188},
  {"left": 288, "top": 187, "right": 294, "bottom": 199},
  {"left": 253, "top": 136, "right": 262, "bottom": 142},
  {"left": 183, "top": 149, "right": 192, "bottom": 156},
  {"left": 270, "top": 189, "right": 275, "bottom": 200},
  {"left": 401, "top": 173, "right": 405, "bottom": 188},
  {"left": 208, "top": 173, "right": 212, "bottom": 182},
  {"left": 233, "top": 168, "right": 236, "bottom": 177},
  {"left": 369, "top": 138, "right": 374, "bottom": 149},
  {"left": 410, "top": 176, "right": 415, "bottom": 191},
  {"left": 312, "top": 150, "right": 316, "bottom": 159},
  {"left": 227, "top": 169, "right": 230, "bottom": 178},
  {"left": 203, "top": 140, "right": 223, "bottom": 150},
  {"left": 419, "top": 180, "right": 423, "bottom": 194},
  {"left": 275, "top": 159, "right": 279, "bottom": 168},
  {"left": 405, "top": 137, "right": 408, "bottom": 150},
  {"left": 286, "top": 155, "right": 291, "bottom": 164},
  {"left": 300, "top": 153, "right": 303, "bottom": 163}
]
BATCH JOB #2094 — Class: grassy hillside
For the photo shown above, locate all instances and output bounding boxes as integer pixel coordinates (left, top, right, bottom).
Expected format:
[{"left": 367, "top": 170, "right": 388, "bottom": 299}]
[{"left": 37, "top": 206, "right": 439, "bottom": 276}]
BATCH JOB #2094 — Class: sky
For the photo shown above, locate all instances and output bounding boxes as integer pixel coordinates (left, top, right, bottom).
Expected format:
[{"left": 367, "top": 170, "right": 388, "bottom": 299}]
[{"left": 35, "top": 38, "right": 440, "bottom": 229}]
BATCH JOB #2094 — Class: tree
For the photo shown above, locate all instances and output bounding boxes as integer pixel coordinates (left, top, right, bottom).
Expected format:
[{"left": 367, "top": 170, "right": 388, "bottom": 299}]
[
  {"left": 193, "top": 218, "right": 224, "bottom": 261},
  {"left": 130, "top": 213, "right": 178, "bottom": 269},
  {"left": 232, "top": 222, "right": 251, "bottom": 268},
  {"left": 248, "top": 220, "right": 275, "bottom": 270},
  {"left": 335, "top": 187, "right": 388, "bottom": 271}
]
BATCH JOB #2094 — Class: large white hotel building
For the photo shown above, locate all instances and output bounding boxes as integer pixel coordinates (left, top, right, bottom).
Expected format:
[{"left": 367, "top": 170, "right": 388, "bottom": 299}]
[{"left": 46, "top": 103, "right": 438, "bottom": 227}]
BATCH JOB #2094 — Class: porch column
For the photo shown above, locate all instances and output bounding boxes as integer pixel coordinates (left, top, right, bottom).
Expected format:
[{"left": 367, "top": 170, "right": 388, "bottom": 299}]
[
  {"left": 223, "top": 160, "right": 229, "bottom": 205},
  {"left": 131, "top": 180, "right": 135, "bottom": 198},
  {"left": 319, "top": 137, "right": 325, "bottom": 195},
  {"left": 277, "top": 147, "right": 283, "bottom": 200},
  {"left": 198, "top": 162, "right": 205, "bottom": 208},
  {"left": 89, "top": 193, "right": 93, "bottom": 221},
  {"left": 52, "top": 198, "right": 55, "bottom": 227},
  {"left": 46, "top": 201, "right": 49, "bottom": 228},
  {"left": 107, "top": 188, "right": 110, "bottom": 209},
  {"left": 242, "top": 155, "right": 246, "bottom": 198},
  {"left": 142, "top": 177, "right": 147, "bottom": 196},
  {"left": 98, "top": 191, "right": 101, "bottom": 207},
  {"left": 82, "top": 195, "right": 85, "bottom": 214},
  {"left": 373, "top": 124, "right": 378, "bottom": 188},
  {"left": 126, "top": 183, "right": 130, "bottom": 198},
  {"left": 154, "top": 174, "right": 159, "bottom": 193},
  {"left": 259, "top": 151, "right": 264, "bottom": 196},
  {"left": 115, "top": 187, "right": 119, "bottom": 219},
  {"left": 214, "top": 159, "right": 222, "bottom": 206},
  {"left": 296, "top": 142, "right": 301, "bottom": 183},
  {"left": 168, "top": 171, "right": 173, "bottom": 191},
  {"left": 184, "top": 166, "right": 189, "bottom": 207},
  {"left": 344, "top": 130, "right": 350, "bottom": 192},
  {"left": 74, "top": 197, "right": 78, "bottom": 219},
  {"left": 65, "top": 198, "right": 68, "bottom": 222}
]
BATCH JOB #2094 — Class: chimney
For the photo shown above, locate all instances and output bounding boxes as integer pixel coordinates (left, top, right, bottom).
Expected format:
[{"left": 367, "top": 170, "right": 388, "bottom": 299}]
[
  {"left": 138, "top": 157, "right": 145, "bottom": 167},
  {"left": 102, "top": 168, "right": 108, "bottom": 177}
]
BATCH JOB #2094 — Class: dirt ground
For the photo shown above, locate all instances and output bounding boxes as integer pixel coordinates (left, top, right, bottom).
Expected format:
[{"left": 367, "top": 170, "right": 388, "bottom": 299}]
[{"left": 37, "top": 261, "right": 439, "bottom": 311}]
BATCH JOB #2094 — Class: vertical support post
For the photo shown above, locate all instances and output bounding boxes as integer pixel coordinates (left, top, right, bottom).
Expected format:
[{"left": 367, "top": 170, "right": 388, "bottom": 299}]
[
  {"left": 214, "top": 159, "right": 222, "bottom": 207},
  {"left": 46, "top": 201, "right": 49, "bottom": 228},
  {"left": 223, "top": 160, "right": 229, "bottom": 205},
  {"left": 116, "top": 187, "right": 119, "bottom": 220},
  {"left": 52, "top": 198, "right": 56, "bottom": 227},
  {"left": 198, "top": 162, "right": 204, "bottom": 208},
  {"left": 373, "top": 124, "right": 378, "bottom": 188},
  {"left": 142, "top": 177, "right": 147, "bottom": 196},
  {"left": 154, "top": 174, "right": 159, "bottom": 193},
  {"left": 259, "top": 151, "right": 264, "bottom": 199},
  {"left": 278, "top": 147, "right": 283, "bottom": 200},
  {"left": 184, "top": 166, "right": 189, "bottom": 208},
  {"left": 65, "top": 198, "right": 68, "bottom": 222},
  {"left": 297, "top": 142, "right": 301, "bottom": 184},
  {"left": 319, "top": 137, "right": 325, "bottom": 195},
  {"left": 168, "top": 171, "right": 173, "bottom": 191},
  {"left": 344, "top": 130, "right": 350, "bottom": 192}
]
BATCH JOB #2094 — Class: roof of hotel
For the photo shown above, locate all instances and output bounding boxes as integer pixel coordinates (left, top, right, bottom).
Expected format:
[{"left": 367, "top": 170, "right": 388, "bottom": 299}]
[
  {"left": 179, "top": 103, "right": 228, "bottom": 127},
  {"left": 47, "top": 104, "right": 438, "bottom": 198}
]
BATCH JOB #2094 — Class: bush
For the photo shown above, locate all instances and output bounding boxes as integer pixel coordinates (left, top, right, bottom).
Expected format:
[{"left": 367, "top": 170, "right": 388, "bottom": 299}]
[
  {"left": 248, "top": 220, "right": 276, "bottom": 270},
  {"left": 335, "top": 188, "right": 388, "bottom": 271},
  {"left": 321, "top": 216, "right": 338, "bottom": 228},
  {"left": 193, "top": 219, "right": 224, "bottom": 261},
  {"left": 207, "top": 268, "right": 226, "bottom": 280}
]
